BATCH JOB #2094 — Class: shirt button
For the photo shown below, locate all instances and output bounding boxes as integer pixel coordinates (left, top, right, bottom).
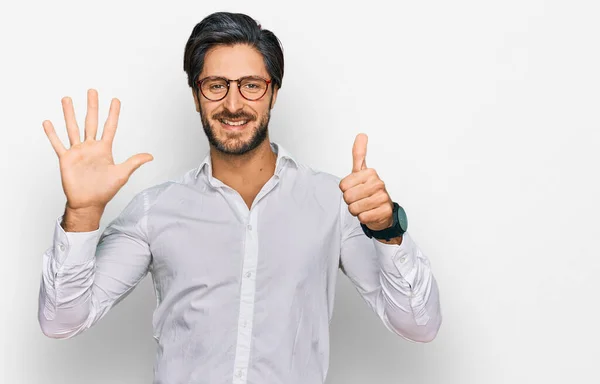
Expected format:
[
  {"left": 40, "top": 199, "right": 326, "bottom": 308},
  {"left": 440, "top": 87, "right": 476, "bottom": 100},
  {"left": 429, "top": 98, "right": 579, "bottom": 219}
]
[
  {"left": 242, "top": 320, "right": 247, "bottom": 328},
  {"left": 236, "top": 369, "right": 243, "bottom": 377},
  {"left": 247, "top": 224, "right": 252, "bottom": 231},
  {"left": 58, "top": 244, "right": 65, "bottom": 252},
  {"left": 245, "top": 271, "right": 252, "bottom": 278},
  {"left": 399, "top": 255, "right": 406, "bottom": 263}
]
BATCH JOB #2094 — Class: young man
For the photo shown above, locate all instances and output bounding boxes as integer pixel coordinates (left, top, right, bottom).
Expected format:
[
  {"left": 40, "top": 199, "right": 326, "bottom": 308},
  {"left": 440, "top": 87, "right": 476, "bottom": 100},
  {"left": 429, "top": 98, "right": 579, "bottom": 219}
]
[{"left": 39, "top": 11, "right": 442, "bottom": 384}]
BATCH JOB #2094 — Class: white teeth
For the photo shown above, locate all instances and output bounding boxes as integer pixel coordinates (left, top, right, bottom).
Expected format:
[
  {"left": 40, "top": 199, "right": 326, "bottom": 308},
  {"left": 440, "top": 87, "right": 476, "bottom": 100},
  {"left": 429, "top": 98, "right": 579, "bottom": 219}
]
[{"left": 223, "top": 120, "right": 247, "bottom": 126}]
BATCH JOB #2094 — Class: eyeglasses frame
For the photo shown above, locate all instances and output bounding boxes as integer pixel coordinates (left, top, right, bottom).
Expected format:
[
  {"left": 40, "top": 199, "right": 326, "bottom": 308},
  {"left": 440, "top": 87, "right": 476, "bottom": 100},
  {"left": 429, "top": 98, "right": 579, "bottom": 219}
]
[{"left": 196, "top": 75, "right": 272, "bottom": 101}]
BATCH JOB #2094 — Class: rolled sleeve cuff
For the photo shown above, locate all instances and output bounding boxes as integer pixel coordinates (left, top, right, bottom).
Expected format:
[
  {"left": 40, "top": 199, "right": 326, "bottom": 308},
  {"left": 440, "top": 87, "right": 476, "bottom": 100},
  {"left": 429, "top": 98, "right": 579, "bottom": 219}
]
[
  {"left": 373, "top": 231, "right": 418, "bottom": 285},
  {"left": 53, "top": 215, "right": 101, "bottom": 266}
]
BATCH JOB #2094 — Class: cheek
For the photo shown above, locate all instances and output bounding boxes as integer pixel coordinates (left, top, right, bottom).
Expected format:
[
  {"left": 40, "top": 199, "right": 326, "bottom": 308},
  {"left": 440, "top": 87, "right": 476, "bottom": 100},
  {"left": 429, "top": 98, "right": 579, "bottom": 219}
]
[
  {"left": 257, "top": 103, "right": 271, "bottom": 119},
  {"left": 200, "top": 104, "right": 218, "bottom": 121}
]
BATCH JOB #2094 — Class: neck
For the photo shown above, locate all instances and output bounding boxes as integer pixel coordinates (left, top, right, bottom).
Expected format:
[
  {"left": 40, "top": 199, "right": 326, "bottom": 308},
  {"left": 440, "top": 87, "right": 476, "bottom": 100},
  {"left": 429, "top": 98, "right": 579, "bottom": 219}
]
[{"left": 210, "top": 138, "right": 277, "bottom": 192}]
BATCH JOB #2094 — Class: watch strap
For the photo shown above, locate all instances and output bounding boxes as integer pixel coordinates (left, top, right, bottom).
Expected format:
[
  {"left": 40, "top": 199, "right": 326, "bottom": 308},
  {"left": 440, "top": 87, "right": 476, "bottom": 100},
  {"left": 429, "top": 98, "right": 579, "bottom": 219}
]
[{"left": 360, "top": 202, "right": 406, "bottom": 241}]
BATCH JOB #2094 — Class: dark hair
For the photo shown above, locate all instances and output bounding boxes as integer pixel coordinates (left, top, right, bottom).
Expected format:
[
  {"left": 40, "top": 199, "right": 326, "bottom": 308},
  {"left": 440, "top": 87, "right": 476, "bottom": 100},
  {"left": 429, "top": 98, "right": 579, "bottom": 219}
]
[{"left": 183, "top": 12, "right": 284, "bottom": 93}]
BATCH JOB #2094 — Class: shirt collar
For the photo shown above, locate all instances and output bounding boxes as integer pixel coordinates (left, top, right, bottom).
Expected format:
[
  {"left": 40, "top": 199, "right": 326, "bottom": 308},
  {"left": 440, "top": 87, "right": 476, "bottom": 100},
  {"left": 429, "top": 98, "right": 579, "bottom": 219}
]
[{"left": 194, "top": 141, "right": 297, "bottom": 181}]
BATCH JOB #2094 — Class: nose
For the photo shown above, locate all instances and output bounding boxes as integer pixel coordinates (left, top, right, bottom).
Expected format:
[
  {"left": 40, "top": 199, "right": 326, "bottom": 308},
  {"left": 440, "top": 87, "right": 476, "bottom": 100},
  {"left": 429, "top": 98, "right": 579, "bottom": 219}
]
[{"left": 222, "top": 81, "right": 245, "bottom": 113}]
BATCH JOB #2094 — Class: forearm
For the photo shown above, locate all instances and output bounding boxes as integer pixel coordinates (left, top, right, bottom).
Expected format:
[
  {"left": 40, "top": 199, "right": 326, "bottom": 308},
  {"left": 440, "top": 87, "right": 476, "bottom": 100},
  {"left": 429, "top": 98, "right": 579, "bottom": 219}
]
[
  {"left": 340, "top": 197, "right": 442, "bottom": 343},
  {"left": 373, "top": 234, "right": 442, "bottom": 342},
  {"left": 39, "top": 195, "right": 153, "bottom": 339},
  {"left": 38, "top": 222, "right": 101, "bottom": 339},
  {"left": 39, "top": 249, "right": 97, "bottom": 339},
  {"left": 377, "top": 257, "right": 441, "bottom": 342}
]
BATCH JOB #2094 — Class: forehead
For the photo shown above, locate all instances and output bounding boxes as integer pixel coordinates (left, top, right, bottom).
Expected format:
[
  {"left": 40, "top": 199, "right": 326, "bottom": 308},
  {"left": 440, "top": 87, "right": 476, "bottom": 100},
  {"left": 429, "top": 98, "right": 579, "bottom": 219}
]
[{"left": 200, "top": 44, "right": 268, "bottom": 79}]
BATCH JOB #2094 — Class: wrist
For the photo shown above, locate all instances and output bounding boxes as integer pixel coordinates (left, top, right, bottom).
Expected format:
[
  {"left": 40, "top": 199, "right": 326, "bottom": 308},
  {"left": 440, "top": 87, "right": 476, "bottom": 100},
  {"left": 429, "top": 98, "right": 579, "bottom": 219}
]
[
  {"left": 62, "top": 205, "right": 104, "bottom": 232},
  {"left": 376, "top": 236, "right": 403, "bottom": 245},
  {"left": 360, "top": 202, "right": 407, "bottom": 242}
]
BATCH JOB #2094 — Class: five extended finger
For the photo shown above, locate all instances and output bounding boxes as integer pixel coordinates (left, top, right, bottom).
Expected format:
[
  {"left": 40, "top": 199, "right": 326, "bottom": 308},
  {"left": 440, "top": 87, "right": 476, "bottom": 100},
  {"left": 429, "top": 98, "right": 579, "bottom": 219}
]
[
  {"left": 118, "top": 153, "right": 154, "bottom": 180},
  {"left": 42, "top": 120, "right": 67, "bottom": 157},
  {"left": 61, "top": 96, "right": 81, "bottom": 146},
  {"left": 101, "top": 98, "right": 121, "bottom": 144},
  {"left": 84, "top": 89, "right": 99, "bottom": 141}
]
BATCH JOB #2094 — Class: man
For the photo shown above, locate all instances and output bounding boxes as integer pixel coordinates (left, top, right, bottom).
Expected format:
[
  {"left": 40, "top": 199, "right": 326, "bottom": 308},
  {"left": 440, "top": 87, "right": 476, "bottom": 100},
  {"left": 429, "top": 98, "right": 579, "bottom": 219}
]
[{"left": 38, "top": 11, "right": 441, "bottom": 384}]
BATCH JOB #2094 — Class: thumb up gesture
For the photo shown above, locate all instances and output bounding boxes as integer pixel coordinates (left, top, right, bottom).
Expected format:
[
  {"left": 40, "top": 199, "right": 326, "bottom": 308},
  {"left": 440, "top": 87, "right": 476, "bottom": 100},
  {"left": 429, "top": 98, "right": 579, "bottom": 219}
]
[{"left": 338, "top": 133, "right": 394, "bottom": 231}]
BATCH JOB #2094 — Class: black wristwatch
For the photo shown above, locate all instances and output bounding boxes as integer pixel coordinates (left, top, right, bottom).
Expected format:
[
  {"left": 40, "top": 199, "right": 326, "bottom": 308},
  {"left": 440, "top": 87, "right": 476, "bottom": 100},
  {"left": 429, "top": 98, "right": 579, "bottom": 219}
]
[{"left": 360, "top": 202, "right": 408, "bottom": 241}]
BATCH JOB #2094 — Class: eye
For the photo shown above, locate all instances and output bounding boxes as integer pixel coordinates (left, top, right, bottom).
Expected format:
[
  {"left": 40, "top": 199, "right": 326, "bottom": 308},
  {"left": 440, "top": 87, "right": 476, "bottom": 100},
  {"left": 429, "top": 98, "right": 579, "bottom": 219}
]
[
  {"left": 240, "top": 78, "right": 266, "bottom": 92},
  {"left": 210, "top": 84, "right": 226, "bottom": 90}
]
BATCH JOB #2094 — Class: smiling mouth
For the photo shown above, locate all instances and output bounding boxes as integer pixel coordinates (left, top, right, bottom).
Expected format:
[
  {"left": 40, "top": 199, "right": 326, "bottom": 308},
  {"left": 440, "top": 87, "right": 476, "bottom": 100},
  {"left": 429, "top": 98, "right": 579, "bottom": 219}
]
[{"left": 220, "top": 119, "right": 248, "bottom": 126}]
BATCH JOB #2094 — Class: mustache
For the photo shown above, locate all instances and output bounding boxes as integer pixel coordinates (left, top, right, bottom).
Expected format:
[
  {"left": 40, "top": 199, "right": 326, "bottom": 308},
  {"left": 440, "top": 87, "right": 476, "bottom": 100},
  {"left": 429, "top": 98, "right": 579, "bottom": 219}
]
[{"left": 212, "top": 110, "right": 256, "bottom": 122}]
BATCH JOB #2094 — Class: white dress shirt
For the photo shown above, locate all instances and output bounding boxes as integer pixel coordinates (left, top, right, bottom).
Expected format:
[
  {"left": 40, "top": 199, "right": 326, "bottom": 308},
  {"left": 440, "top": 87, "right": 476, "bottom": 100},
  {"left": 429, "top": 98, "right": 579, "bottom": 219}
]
[{"left": 38, "top": 141, "right": 442, "bottom": 384}]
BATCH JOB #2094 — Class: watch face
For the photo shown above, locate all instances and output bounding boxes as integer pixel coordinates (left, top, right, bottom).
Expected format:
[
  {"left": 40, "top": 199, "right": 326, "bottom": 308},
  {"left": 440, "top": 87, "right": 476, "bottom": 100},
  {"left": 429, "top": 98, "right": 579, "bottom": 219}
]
[{"left": 396, "top": 205, "right": 408, "bottom": 232}]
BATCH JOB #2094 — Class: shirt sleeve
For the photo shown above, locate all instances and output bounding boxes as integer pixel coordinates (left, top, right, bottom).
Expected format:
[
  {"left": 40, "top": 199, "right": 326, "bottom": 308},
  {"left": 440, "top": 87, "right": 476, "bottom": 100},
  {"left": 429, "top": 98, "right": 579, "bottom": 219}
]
[
  {"left": 338, "top": 194, "right": 442, "bottom": 343},
  {"left": 38, "top": 190, "right": 152, "bottom": 339}
]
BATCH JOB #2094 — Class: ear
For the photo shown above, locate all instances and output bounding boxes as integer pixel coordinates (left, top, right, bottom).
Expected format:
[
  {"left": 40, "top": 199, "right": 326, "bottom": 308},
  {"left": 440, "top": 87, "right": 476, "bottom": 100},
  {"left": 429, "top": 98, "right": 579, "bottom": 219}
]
[
  {"left": 192, "top": 89, "right": 200, "bottom": 113},
  {"left": 269, "top": 87, "right": 279, "bottom": 109}
]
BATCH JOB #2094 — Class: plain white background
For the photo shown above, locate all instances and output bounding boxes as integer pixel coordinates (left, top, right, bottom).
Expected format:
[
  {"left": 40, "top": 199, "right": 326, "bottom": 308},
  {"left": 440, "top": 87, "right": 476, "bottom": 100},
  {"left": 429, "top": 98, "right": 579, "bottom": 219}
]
[{"left": 1, "top": 0, "right": 599, "bottom": 383}]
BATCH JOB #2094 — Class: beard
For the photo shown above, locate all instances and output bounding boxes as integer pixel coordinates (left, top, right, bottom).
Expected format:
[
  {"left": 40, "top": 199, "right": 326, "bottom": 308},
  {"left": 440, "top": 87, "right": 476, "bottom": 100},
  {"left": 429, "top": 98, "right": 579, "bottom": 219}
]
[{"left": 199, "top": 91, "right": 273, "bottom": 156}]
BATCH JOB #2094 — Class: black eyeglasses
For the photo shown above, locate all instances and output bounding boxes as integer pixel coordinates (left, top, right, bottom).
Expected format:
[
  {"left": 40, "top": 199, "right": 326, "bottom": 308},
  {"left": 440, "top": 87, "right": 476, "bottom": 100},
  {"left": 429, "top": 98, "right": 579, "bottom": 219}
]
[{"left": 196, "top": 76, "right": 272, "bottom": 101}]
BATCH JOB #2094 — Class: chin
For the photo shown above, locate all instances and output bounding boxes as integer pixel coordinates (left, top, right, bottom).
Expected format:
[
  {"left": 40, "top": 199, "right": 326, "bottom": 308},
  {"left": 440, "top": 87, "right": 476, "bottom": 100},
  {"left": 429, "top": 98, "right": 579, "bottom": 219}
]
[
  {"left": 213, "top": 129, "right": 264, "bottom": 155},
  {"left": 201, "top": 114, "right": 270, "bottom": 156}
]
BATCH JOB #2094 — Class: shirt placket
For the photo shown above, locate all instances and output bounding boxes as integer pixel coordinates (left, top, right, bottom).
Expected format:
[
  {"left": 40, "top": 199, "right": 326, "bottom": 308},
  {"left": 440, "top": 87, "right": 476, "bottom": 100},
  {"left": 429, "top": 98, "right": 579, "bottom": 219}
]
[{"left": 230, "top": 175, "right": 281, "bottom": 384}]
